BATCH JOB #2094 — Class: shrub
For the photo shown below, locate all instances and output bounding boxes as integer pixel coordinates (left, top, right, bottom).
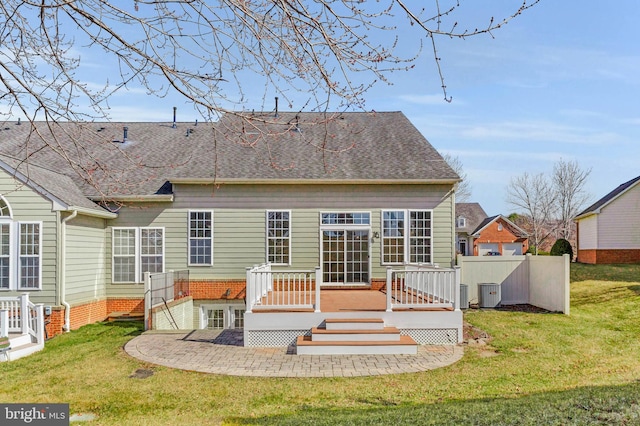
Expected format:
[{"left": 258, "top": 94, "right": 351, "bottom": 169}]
[
  {"left": 526, "top": 245, "right": 549, "bottom": 255},
  {"left": 550, "top": 238, "right": 574, "bottom": 258}
]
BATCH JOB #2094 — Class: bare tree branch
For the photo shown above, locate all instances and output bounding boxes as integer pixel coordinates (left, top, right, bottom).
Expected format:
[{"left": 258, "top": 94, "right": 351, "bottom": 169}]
[
  {"left": 0, "top": 0, "right": 538, "bottom": 196},
  {"left": 552, "top": 158, "right": 591, "bottom": 241},
  {"left": 506, "top": 172, "right": 557, "bottom": 255},
  {"left": 442, "top": 153, "right": 471, "bottom": 202}
]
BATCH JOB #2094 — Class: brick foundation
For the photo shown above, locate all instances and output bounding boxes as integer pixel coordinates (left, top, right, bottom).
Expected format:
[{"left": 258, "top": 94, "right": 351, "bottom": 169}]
[
  {"left": 45, "top": 277, "right": 391, "bottom": 338},
  {"left": 189, "top": 280, "right": 246, "bottom": 300},
  {"left": 45, "top": 297, "right": 145, "bottom": 338},
  {"left": 578, "top": 249, "right": 640, "bottom": 264}
]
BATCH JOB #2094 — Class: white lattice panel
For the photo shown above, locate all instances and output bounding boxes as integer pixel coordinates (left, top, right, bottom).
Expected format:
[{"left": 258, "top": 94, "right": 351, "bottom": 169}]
[
  {"left": 247, "top": 330, "right": 310, "bottom": 347},
  {"left": 401, "top": 328, "right": 458, "bottom": 345}
]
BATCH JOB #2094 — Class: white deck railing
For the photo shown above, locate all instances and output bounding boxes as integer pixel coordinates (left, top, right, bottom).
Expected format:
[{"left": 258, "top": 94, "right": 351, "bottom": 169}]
[
  {"left": 386, "top": 265, "right": 461, "bottom": 311},
  {"left": 0, "top": 309, "right": 8, "bottom": 337},
  {"left": 246, "top": 263, "right": 322, "bottom": 312},
  {"left": 0, "top": 294, "right": 45, "bottom": 344}
]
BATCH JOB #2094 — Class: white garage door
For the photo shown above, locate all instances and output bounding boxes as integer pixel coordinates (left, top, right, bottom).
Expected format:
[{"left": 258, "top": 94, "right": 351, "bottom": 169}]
[
  {"left": 478, "top": 243, "right": 499, "bottom": 256},
  {"left": 503, "top": 243, "right": 522, "bottom": 256}
]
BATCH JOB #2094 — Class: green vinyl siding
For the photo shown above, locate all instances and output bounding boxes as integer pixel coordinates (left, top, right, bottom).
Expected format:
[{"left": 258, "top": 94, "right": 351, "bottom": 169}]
[
  {"left": 106, "top": 183, "right": 456, "bottom": 283},
  {"left": 0, "top": 173, "right": 58, "bottom": 304},
  {"left": 65, "top": 214, "right": 108, "bottom": 305}
]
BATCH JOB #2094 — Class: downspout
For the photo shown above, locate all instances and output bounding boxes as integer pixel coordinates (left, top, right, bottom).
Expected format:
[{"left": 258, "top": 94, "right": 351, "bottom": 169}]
[{"left": 61, "top": 210, "right": 78, "bottom": 332}]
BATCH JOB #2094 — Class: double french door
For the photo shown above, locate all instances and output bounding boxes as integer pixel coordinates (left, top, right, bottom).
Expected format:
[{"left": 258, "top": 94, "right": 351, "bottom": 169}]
[{"left": 321, "top": 229, "right": 370, "bottom": 285}]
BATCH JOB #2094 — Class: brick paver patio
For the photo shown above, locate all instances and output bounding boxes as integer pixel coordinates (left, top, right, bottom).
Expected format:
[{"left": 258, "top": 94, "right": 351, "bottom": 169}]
[{"left": 124, "top": 329, "right": 463, "bottom": 377}]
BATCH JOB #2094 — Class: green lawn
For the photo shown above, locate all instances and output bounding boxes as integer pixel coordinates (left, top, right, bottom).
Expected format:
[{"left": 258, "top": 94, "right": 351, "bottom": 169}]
[{"left": 2, "top": 263, "right": 639, "bottom": 425}]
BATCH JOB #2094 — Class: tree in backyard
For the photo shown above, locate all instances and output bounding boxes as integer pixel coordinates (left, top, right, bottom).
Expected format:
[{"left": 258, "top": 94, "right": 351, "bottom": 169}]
[
  {"left": 443, "top": 153, "right": 472, "bottom": 202},
  {"left": 0, "top": 0, "right": 539, "bottom": 190},
  {"left": 506, "top": 172, "right": 557, "bottom": 255},
  {"left": 506, "top": 159, "right": 591, "bottom": 254},
  {"left": 552, "top": 159, "right": 591, "bottom": 241}
]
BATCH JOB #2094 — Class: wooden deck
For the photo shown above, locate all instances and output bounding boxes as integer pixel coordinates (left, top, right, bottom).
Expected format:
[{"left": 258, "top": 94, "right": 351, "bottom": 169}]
[{"left": 253, "top": 289, "right": 453, "bottom": 313}]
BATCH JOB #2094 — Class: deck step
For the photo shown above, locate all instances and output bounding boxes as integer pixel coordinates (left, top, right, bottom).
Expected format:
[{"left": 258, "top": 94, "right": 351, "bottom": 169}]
[
  {"left": 107, "top": 311, "right": 145, "bottom": 322},
  {"left": 324, "top": 318, "right": 385, "bottom": 331},
  {"left": 296, "top": 318, "right": 418, "bottom": 355},
  {"left": 311, "top": 326, "right": 401, "bottom": 342},
  {"left": 296, "top": 335, "right": 418, "bottom": 355}
]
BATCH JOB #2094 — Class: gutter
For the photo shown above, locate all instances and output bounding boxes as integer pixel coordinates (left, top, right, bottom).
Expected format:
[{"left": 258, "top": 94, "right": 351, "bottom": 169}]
[
  {"left": 87, "top": 194, "right": 173, "bottom": 203},
  {"left": 60, "top": 210, "right": 78, "bottom": 332}
]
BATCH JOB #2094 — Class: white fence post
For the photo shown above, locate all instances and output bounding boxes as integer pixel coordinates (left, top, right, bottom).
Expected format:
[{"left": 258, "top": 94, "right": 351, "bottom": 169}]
[
  {"left": 454, "top": 266, "right": 461, "bottom": 311},
  {"left": 20, "top": 294, "right": 29, "bottom": 335},
  {"left": 314, "top": 266, "right": 321, "bottom": 313},
  {"left": 144, "top": 271, "right": 151, "bottom": 331},
  {"left": 563, "top": 254, "right": 571, "bottom": 315},
  {"left": 0, "top": 309, "right": 8, "bottom": 337}
]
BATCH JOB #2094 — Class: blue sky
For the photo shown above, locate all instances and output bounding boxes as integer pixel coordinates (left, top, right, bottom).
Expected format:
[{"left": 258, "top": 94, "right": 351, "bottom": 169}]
[{"left": 67, "top": 1, "right": 640, "bottom": 215}]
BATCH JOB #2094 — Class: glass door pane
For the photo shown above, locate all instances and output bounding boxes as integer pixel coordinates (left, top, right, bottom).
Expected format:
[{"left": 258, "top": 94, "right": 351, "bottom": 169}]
[
  {"left": 346, "top": 230, "right": 369, "bottom": 283},
  {"left": 323, "top": 230, "right": 344, "bottom": 283}
]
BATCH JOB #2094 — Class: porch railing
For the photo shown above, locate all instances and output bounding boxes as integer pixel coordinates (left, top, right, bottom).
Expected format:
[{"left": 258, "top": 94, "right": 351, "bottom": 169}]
[
  {"left": 246, "top": 263, "right": 322, "bottom": 312},
  {"left": 0, "top": 294, "right": 45, "bottom": 344},
  {"left": 386, "top": 265, "right": 461, "bottom": 311}
]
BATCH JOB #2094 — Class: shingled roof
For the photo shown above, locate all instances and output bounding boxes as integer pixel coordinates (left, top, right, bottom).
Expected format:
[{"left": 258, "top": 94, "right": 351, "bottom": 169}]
[
  {"left": 471, "top": 215, "right": 528, "bottom": 239},
  {"left": 455, "top": 202, "right": 488, "bottom": 235},
  {"left": 0, "top": 112, "right": 458, "bottom": 204},
  {"left": 574, "top": 174, "right": 640, "bottom": 219}
]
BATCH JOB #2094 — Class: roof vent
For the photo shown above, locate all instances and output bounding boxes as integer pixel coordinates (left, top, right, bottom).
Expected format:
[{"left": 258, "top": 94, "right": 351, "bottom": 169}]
[
  {"left": 274, "top": 96, "right": 279, "bottom": 118},
  {"left": 16, "top": 118, "right": 21, "bottom": 125},
  {"left": 172, "top": 106, "right": 177, "bottom": 128},
  {"left": 123, "top": 126, "right": 128, "bottom": 142}
]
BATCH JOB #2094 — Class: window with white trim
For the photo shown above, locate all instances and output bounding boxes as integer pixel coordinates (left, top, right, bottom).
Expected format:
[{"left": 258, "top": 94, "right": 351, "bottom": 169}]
[
  {"left": 382, "top": 211, "right": 404, "bottom": 264},
  {"left": 19, "top": 223, "right": 41, "bottom": 289},
  {"left": 112, "top": 227, "right": 164, "bottom": 283},
  {"left": 189, "top": 210, "right": 213, "bottom": 265},
  {"left": 0, "top": 197, "right": 42, "bottom": 291},
  {"left": 381, "top": 210, "right": 432, "bottom": 264},
  {"left": 457, "top": 217, "right": 466, "bottom": 228},
  {"left": 267, "top": 211, "right": 290, "bottom": 265},
  {"left": 141, "top": 228, "right": 164, "bottom": 280},
  {"left": 0, "top": 224, "right": 10, "bottom": 290},
  {"left": 409, "top": 210, "right": 432, "bottom": 264}
]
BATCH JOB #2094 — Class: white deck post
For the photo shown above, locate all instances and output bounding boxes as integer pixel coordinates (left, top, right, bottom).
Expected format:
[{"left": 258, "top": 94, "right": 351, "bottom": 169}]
[
  {"left": 35, "top": 304, "right": 45, "bottom": 344},
  {"left": 246, "top": 267, "right": 253, "bottom": 313},
  {"left": 454, "top": 266, "right": 461, "bottom": 311},
  {"left": 314, "top": 267, "right": 321, "bottom": 313},
  {"left": 0, "top": 309, "right": 8, "bottom": 337},
  {"left": 386, "top": 267, "right": 393, "bottom": 312},
  {"left": 20, "top": 294, "right": 29, "bottom": 335}
]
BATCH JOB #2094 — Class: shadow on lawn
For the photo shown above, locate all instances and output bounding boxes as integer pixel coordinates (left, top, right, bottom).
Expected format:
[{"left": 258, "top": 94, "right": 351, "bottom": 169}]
[
  {"left": 230, "top": 382, "right": 640, "bottom": 425},
  {"left": 102, "top": 321, "right": 144, "bottom": 337}
]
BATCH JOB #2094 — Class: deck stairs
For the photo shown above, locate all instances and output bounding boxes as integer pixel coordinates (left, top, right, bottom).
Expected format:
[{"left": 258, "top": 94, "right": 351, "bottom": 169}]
[
  {"left": 1, "top": 333, "right": 44, "bottom": 362},
  {"left": 295, "top": 318, "right": 418, "bottom": 355}
]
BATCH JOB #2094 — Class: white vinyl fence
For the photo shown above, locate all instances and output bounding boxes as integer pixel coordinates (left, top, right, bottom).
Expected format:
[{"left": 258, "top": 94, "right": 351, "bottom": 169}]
[{"left": 458, "top": 254, "right": 570, "bottom": 314}]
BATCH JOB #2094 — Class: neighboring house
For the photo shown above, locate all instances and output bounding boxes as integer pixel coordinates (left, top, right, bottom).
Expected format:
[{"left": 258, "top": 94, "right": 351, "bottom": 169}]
[
  {"left": 0, "top": 111, "right": 464, "bottom": 348},
  {"left": 470, "top": 215, "right": 529, "bottom": 256},
  {"left": 455, "top": 203, "right": 488, "bottom": 256},
  {"left": 574, "top": 175, "right": 640, "bottom": 264}
]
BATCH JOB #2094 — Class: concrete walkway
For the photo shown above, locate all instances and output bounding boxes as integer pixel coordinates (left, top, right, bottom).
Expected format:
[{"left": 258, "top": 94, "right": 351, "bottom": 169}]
[{"left": 124, "top": 329, "right": 464, "bottom": 378}]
